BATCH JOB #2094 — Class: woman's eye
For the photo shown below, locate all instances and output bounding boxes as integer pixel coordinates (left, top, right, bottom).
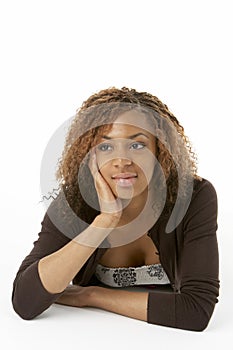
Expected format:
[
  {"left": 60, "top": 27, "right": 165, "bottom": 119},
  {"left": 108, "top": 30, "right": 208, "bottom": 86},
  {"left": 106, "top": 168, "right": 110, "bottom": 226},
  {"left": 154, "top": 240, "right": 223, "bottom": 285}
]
[
  {"left": 97, "top": 143, "right": 113, "bottom": 152},
  {"left": 130, "top": 142, "right": 146, "bottom": 150},
  {"left": 97, "top": 141, "right": 146, "bottom": 152}
]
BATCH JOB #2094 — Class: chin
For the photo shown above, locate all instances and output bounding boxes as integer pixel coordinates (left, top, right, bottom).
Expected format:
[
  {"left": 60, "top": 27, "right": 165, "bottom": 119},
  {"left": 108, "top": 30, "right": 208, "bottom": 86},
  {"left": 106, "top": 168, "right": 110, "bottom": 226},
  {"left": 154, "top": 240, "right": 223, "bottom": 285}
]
[{"left": 113, "top": 184, "right": 148, "bottom": 200}]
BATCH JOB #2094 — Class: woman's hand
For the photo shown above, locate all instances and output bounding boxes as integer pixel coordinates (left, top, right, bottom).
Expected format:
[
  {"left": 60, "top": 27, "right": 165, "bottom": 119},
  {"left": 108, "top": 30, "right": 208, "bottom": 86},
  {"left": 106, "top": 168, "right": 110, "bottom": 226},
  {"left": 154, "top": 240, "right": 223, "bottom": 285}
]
[
  {"left": 55, "top": 285, "right": 94, "bottom": 308},
  {"left": 88, "top": 149, "right": 122, "bottom": 223}
]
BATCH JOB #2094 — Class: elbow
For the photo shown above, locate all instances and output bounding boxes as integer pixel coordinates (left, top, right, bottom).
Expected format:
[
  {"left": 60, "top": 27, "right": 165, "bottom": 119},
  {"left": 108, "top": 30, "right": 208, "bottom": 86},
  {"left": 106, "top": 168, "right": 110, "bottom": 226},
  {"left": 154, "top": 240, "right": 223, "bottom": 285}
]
[
  {"left": 176, "top": 304, "right": 216, "bottom": 332},
  {"left": 12, "top": 292, "right": 42, "bottom": 320},
  {"left": 12, "top": 300, "right": 40, "bottom": 320},
  {"left": 12, "top": 287, "right": 46, "bottom": 321},
  {"left": 172, "top": 312, "right": 211, "bottom": 332},
  {"left": 15, "top": 311, "right": 38, "bottom": 321},
  {"left": 11, "top": 284, "right": 61, "bottom": 320},
  {"left": 175, "top": 287, "right": 219, "bottom": 332},
  {"left": 11, "top": 266, "right": 59, "bottom": 321},
  {"left": 190, "top": 317, "right": 209, "bottom": 332}
]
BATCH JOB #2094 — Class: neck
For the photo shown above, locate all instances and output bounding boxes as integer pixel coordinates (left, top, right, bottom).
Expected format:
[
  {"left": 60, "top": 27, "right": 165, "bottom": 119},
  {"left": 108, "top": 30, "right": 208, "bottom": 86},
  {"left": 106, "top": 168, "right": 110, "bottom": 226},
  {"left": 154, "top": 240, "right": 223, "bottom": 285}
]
[{"left": 117, "top": 187, "right": 151, "bottom": 226}]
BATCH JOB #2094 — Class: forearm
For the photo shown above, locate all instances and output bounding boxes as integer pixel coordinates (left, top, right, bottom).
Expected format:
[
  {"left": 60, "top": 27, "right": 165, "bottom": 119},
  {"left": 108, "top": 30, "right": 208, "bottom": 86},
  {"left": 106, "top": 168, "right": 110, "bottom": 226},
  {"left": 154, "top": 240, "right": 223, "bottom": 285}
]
[
  {"left": 38, "top": 215, "right": 116, "bottom": 294},
  {"left": 90, "top": 286, "right": 149, "bottom": 322},
  {"left": 38, "top": 241, "right": 95, "bottom": 294}
]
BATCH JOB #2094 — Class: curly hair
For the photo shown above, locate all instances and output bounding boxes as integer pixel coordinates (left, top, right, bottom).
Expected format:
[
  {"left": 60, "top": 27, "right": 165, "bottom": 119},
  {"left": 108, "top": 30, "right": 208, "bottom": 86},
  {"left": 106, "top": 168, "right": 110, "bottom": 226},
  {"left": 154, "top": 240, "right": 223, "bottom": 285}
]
[{"left": 44, "top": 87, "right": 202, "bottom": 234}]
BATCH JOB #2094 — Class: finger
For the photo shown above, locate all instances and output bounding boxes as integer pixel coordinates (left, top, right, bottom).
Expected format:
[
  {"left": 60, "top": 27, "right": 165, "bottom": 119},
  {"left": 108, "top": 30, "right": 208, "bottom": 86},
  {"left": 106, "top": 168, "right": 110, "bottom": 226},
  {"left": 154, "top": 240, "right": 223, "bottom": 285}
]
[
  {"left": 89, "top": 157, "right": 116, "bottom": 203},
  {"left": 88, "top": 150, "right": 106, "bottom": 191},
  {"left": 88, "top": 149, "right": 98, "bottom": 177}
]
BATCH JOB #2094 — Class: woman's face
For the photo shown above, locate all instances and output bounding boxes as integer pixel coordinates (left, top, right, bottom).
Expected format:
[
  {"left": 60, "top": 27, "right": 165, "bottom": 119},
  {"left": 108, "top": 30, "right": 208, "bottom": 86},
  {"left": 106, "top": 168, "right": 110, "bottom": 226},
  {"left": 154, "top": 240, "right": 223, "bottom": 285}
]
[{"left": 94, "top": 110, "right": 156, "bottom": 200}]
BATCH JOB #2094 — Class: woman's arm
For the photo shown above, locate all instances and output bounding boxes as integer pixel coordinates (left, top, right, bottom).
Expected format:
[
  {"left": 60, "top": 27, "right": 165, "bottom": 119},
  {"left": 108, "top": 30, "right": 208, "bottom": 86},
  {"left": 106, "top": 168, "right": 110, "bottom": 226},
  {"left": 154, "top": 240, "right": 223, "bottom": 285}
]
[
  {"left": 12, "top": 148, "right": 123, "bottom": 320},
  {"left": 12, "top": 212, "right": 117, "bottom": 320},
  {"left": 55, "top": 284, "right": 148, "bottom": 321},
  {"left": 147, "top": 179, "right": 220, "bottom": 331},
  {"left": 91, "top": 287, "right": 148, "bottom": 321},
  {"left": 38, "top": 214, "right": 116, "bottom": 294}
]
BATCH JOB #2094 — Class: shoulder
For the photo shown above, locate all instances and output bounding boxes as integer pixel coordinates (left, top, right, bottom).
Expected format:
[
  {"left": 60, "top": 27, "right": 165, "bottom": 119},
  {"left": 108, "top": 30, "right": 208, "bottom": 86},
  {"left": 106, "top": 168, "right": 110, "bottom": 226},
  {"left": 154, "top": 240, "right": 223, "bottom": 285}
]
[
  {"left": 164, "top": 176, "right": 218, "bottom": 234},
  {"left": 192, "top": 176, "right": 217, "bottom": 198},
  {"left": 182, "top": 176, "right": 218, "bottom": 234},
  {"left": 190, "top": 176, "right": 218, "bottom": 211}
]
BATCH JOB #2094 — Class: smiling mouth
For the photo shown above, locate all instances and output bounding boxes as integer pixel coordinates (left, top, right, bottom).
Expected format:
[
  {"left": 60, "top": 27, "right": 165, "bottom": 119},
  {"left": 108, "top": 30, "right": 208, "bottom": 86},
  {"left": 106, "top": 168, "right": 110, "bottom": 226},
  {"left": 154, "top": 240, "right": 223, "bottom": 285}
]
[{"left": 111, "top": 173, "right": 137, "bottom": 179}]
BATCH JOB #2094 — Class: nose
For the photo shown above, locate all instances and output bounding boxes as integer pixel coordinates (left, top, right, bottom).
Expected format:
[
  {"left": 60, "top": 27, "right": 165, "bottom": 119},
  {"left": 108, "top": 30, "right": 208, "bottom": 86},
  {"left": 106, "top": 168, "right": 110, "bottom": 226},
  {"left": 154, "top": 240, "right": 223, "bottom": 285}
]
[{"left": 111, "top": 157, "right": 132, "bottom": 167}]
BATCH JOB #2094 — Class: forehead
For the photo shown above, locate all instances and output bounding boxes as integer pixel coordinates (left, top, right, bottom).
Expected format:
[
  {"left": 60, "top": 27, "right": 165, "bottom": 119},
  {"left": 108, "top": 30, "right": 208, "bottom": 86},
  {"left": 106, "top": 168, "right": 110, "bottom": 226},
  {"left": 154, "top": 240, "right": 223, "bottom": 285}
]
[{"left": 103, "top": 110, "right": 155, "bottom": 138}]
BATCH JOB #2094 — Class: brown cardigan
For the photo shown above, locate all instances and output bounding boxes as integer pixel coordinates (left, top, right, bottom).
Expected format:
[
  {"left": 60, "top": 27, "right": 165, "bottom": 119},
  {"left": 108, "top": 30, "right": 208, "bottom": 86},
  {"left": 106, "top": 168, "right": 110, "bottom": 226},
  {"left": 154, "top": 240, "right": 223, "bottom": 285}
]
[{"left": 12, "top": 177, "right": 220, "bottom": 331}]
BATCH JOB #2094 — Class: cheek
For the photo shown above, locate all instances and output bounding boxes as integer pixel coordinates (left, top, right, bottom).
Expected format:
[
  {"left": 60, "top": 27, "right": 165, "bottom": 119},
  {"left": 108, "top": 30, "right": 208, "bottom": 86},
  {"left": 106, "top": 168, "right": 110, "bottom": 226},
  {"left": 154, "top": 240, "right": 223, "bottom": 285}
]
[
  {"left": 96, "top": 152, "right": 110, "bottom": 169},
  {"left": 97, "top": 161, "right": 110, "bottom": 180},
  {"left": 98, "top": 161, "right": 110, "bottom": 176},
  {"left": 133, "top": 152, "right": 156, "bottom": 174},
  {"left": 137, "top": 164, "right": 155, "bottom": 184}
]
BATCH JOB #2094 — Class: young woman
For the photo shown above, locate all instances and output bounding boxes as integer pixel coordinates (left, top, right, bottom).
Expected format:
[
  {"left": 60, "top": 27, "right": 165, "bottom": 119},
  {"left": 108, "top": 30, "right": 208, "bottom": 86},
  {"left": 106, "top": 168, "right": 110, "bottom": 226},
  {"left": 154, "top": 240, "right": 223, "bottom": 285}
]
[{"left": 12, "top": 87, "right": 220, "bottom": 331}]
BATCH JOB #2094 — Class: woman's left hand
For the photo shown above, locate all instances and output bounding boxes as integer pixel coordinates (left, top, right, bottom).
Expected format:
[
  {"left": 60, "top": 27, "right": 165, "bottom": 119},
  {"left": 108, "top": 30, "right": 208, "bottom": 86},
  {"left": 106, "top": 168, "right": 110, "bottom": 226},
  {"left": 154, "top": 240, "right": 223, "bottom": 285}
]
[{"left": 55, "top": 284, "right": 95, "bottom": 308}]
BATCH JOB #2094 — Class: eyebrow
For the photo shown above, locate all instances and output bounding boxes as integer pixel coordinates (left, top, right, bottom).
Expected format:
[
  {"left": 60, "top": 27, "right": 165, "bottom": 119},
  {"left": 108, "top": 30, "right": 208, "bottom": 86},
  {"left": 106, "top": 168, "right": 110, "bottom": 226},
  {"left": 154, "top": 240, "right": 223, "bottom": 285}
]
[{"left": 101, "top": 132, "right": 149, "bottom": 140}]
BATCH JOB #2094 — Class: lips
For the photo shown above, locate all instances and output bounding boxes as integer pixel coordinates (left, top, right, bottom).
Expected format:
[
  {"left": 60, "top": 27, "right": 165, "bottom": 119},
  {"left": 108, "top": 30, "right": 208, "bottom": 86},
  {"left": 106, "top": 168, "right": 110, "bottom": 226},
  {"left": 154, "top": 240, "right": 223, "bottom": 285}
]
[
  {"left": 111, "top": 173, "right": 137, "bottom": 179},
  {"left": 111, "top": 173, "right": 137, "bottom": 187}
]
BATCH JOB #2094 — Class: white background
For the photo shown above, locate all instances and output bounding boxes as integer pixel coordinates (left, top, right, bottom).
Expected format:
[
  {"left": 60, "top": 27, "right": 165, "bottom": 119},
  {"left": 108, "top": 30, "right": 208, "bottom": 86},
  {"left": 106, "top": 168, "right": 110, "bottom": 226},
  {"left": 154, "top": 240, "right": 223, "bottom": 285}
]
[{"left": 1, "top": 0, "right": 233, "bottom": 349}]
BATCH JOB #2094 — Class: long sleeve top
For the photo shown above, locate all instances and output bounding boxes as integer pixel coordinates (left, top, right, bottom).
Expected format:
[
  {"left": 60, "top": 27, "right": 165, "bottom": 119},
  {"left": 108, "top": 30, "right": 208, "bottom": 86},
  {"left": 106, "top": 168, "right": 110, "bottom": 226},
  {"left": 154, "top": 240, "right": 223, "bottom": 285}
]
[{"left": 12, "top": 177, "right": 220, "bottom": 331}]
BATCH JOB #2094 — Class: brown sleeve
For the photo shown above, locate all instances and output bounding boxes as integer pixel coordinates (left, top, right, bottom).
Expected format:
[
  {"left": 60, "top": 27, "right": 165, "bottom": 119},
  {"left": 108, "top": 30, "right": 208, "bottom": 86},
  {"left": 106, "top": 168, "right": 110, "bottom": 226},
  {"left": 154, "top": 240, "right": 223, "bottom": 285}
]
[
  {"left": 147, "top": 179, "right": 220, "bottom": 331},
  {"left": 12, "top": 213, "right": 71, "bottom": 320}
]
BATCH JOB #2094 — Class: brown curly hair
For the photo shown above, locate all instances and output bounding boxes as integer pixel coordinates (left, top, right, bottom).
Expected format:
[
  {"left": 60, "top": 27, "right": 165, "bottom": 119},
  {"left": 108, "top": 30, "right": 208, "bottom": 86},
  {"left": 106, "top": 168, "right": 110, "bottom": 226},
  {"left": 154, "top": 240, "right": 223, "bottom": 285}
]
[{"left": 49, "top": 87, "right": 201, "bottom": 230}]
